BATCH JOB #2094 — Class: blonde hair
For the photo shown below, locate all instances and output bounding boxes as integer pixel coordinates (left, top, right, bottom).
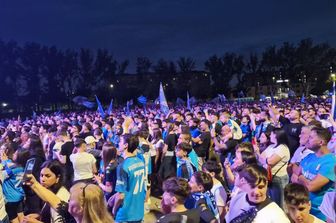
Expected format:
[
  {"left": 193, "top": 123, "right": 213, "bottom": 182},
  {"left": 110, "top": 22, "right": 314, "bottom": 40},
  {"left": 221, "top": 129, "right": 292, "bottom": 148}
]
[{"left": 71, "top": 183, "right": 114, "bottom": 223}]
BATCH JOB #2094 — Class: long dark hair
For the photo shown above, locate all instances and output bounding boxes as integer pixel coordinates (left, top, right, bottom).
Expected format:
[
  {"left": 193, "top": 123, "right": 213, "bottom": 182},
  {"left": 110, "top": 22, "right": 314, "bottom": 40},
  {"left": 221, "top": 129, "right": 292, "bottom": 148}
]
[
  {"left": 272, "top": 128, "right": 289, "bottom": 147},
  {"left": 29, "top": 134, "right": 45, "bottom": 159},
  {"left": 102, "top": 142, "right": 117, "bottom": 170},
  {"left": 41, "top": 160, "right": 65, "bottom": 193}
]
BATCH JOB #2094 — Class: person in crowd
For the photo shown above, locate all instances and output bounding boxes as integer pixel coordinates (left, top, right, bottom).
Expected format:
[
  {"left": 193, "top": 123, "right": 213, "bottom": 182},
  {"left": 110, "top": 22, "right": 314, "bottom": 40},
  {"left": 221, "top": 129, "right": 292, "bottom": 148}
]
[
  {"left": 319, "top": 166, "right": 336, "bottom": 223},
  {"left": 23, "top": 160, "right": 70, "bottom": 223},
  {"left": 224, "top": 144, "right": 257, "bottom": 187},
  {"left": 158, "top": 177, "right": 200, "bottom": 223},
  {"left": 192, "top": 120, "right": 211, "bottom": 169},
  {"left": 269, "top": 106, "right": 304, "bottom": 156},
  {"left": 212, "top": 124, "right": 239, "bottom": 164},
  {"left": 175, "top": 142, "right": 195, "bottom": 180},
  {"left": 202, "top": 161, "right": 228, "bottom": 222},
  {"left": 284, "top": 183, "right": 325, "bottom": 223},
  {"left": 25, "top": 175, "right": 113, "bottom": 223},
  {"left": 70, "top": 138, "right": 97, "bottom": 184},
  {"left": 54, "top": 130, "right": 74, "bottom": 187},
  {"left": 159, "top": 122, "right": 178, "bottom": 180},
  {"left": 2, "top": 148, "right": 29, "bottom": 223},
  {"left": 258, "top": 128, "right": 290, "bottom": 208},
  {"left": 108, "top": 134, "right": 146, "bottom": 223},
  {"left": 288, "top": 125, "right": 314, "bottom": 175},
  {"left": 291, "top": 126, "right": 336, "bottom": 221},
  {"left": 225, "top": 164, "right": 290, "bottom": 223},
  {"left": 186, "top": 171, "right": 219, "bottom": 223},
  {"left": 94, "top": 142, "right": 118, "bottom": 201},
  {"left": 0, "top": 171, "right": 9, "bottom": 223},
  {"left": 240, "top": 115, "right": 252, "bottom": 142}
]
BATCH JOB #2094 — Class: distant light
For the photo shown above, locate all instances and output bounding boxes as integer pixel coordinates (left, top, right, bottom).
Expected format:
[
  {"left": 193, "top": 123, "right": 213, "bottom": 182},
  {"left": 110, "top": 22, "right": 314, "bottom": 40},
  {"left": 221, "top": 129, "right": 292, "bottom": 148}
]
[
  {"left": 331, "top": 73, "right": 336, "bottom": 78},
  {"left": 276, "top": 80, "right": 283, "bottom": 83},
  {"left": 110, "top": 84, "right": 114, "bottom": 88},
  {"left": 2, "top": 103, "right": 7, "bottom": 107}
]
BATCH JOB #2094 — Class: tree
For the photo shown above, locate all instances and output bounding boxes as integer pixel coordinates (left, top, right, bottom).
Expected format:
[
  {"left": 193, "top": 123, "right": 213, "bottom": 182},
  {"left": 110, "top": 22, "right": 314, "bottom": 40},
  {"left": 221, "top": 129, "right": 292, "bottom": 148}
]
[
  {"left": 136, "top": 57, "right": 152, "bottom": 75},
  {"left": 177, "top": 57, "right": 195, "bottom": 73}
]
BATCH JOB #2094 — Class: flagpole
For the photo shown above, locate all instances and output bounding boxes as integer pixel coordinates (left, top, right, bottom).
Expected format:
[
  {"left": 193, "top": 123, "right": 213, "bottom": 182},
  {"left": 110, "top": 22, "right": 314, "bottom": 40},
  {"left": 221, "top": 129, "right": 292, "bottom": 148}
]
[{"left": 331, "top": 73, "right": 335, "bottom": 120}]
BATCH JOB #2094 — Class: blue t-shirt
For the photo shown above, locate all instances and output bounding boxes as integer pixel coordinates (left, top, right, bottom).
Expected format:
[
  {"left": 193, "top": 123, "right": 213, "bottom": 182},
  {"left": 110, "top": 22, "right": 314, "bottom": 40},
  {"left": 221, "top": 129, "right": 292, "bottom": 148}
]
[
  {"left": 300, "top": 153, "right": 336, "bottom": 221},
  {"left": 2, "top": 160, "right": 25, "bottom": 202},
  {"left": 115, "top": 156, "right": 146, "bottom": 222}
]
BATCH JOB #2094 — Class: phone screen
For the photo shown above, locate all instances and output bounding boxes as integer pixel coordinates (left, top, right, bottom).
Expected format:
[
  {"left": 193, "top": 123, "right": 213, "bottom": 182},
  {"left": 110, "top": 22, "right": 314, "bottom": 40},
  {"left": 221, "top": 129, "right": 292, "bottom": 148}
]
[{"left": 22, "top": 158, "right": 36, "bottom": 182}]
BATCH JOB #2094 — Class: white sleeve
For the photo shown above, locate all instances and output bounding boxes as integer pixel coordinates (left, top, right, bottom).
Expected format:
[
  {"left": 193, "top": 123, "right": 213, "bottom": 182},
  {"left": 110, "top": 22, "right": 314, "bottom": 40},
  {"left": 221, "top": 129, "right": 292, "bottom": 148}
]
[
  {"left": 213, "top": 186, "right": 227, "bottom": 207},
  {"left": 319, "top": 192, "right": 336, "bottom": 222}
]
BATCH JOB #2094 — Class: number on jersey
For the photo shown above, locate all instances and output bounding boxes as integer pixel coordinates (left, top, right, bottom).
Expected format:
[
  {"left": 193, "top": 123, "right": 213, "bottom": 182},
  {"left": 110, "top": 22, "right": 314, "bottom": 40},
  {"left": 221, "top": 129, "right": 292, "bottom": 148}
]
[{"left": 133, "top": 169, "right": 145, "bottom": 195}]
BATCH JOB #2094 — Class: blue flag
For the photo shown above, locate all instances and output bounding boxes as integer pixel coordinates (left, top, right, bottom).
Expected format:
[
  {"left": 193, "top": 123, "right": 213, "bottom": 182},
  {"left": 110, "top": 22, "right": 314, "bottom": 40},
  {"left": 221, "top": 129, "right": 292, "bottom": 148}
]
[
  {"left": 82, "top": 101, "right": 95, "bottom": 108},
  {"left": 32, "top": 110, "right": 37, "bottom": 119},
  {"left": 107, "top": 99, "right": 113, "bottom": 115},
  {"left": 95, "top": 95, "right": 105, "bottom": 118},
  {"left": 159, "top": 82, "right": 169, "bottom": 115},
  {"left": 301, "top": 94, "right": 305, "bottom": 104},
  {"left": 126, "top": 100, "right": 130, "bottom": 116},
  {"left": 187, "top": 91, "right": 191, "bottom": 110},
  {"left": 271, "top": 91, "right": 275, "bottom": 104},
  {"left": 137, "top": 95, "right": 147, "bottom": 105}
]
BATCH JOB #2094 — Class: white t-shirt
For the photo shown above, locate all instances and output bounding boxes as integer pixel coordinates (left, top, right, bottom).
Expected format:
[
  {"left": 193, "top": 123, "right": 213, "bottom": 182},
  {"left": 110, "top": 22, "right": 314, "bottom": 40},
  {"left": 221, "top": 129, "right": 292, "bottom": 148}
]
[
  {"left": 51, "top": 187, "right": 70, "bottom": 223},
  {"left": 319, "top": 191, "right": 336, "bottom": 223},
  {"left": 225, "top": 191, "right": 290, "bottom": 223},
  {"left": 211, "top": 181, "right": 227, "bottom": 207},
  {"left": 70, "top": 152, "right": 96, "bottom": 181},
  {"left": 262, "top": 144, "right": 290, "bottom": 177},
  {"left": 290, "top": 146, "right": 314, "bottom": 164}
]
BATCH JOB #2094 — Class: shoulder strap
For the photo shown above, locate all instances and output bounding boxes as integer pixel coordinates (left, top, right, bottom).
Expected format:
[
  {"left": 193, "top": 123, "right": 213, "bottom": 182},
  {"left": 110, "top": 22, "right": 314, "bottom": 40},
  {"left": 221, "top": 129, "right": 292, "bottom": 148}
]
[{"left": 272, "top": 161, "right": 287, "bottom": 178}]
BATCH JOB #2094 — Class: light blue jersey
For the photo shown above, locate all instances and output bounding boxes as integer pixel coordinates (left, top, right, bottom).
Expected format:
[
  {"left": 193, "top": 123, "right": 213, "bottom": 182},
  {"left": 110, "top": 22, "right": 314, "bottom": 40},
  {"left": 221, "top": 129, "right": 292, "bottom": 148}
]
[
  {"left": 300, "top": 153, "right": 336, "bottom": 221},
  {"left": 2, "top": 160, "right": 25, "bottom": 203},
  {"left": 115, "top": 156, "right": 146, "bottom": 222}
]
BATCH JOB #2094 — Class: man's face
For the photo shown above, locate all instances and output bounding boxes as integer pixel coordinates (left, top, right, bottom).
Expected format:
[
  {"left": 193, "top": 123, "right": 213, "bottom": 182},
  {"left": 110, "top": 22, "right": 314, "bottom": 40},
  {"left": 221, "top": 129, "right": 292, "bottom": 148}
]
[
  {"left": 307, "top": 131, "right": 321, "bottom": 152},
  {"left": 118, "top": 137, "right": 127, "bottom": 154},
  {"left": 199, "top": 122, "right": 207, "bottom": 131},
  {"left": 289, "top": 110, "right": 299, "bottom": 121},
  {"left": 299, "top": 128, "right": 310, "bottom": 146},
  {"left": 286, "top": 202, "right": 311, "bottom": 223},
  {"left": 241, "top": 181, "right": 267, "bottom": 204},
  {"left": 188, "top": 176, "right": 202, "bottom": 193}
]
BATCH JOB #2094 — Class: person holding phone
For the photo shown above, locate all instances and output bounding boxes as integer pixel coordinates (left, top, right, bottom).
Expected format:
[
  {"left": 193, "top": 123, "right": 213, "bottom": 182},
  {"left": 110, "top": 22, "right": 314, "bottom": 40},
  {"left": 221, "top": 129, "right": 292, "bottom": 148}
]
[{"left": 22, "top": 160, "right": 70, "bottom": 223}]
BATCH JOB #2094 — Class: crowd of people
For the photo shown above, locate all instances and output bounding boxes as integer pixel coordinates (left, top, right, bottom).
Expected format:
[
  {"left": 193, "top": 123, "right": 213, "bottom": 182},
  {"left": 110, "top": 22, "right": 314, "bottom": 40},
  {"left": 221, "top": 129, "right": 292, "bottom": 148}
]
[{"left": 0, "top": 98, "right": 335, "bottom": 223}]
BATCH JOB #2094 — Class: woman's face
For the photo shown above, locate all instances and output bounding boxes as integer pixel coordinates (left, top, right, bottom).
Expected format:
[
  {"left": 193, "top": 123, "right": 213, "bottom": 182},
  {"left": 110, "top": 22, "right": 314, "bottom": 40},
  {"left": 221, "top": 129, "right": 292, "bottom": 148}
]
[
  {"left": 259, "top": 133, "right": 268, "bottom": 144},
  {"left": 40, "top": 167, "right": 59, "bottom": 188},
  {"left": 233, "top": 150, "right": 243, "bottom": 167},
  {"left": 270, "top": 131, "right": 277, "bottom": 144}
]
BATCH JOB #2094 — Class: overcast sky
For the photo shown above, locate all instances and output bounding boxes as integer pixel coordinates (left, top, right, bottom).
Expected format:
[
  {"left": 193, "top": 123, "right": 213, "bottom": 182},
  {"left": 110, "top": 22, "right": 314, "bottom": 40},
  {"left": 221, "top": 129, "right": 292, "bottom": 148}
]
[{"left": 1, "top": 0, "right": 336, "bottom": 72}]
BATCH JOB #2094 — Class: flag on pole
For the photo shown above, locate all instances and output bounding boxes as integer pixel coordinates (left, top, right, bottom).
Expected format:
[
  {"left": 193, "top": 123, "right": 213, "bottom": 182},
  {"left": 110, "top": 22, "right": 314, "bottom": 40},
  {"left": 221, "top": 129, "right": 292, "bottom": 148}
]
[
  {"left": 95, "top": 95, "right": 105, "bottom": 118},
  {"left": 271, "top": 91, "right": 275, "bottom": 104},
  {"left": 300, "top": 93, "right": 305, "bottom": 104},
  {"left": 137, "top": 95, "right": 147, "bottom": 105},
  {"left": 159, "top": 82, "right": 169, "bottom": 115},
  {"left": 107, "top": 99, "right": 113, "bottom": 115},
  {"left": 187, "top": 91, "right": 191, "bottom": 110}
]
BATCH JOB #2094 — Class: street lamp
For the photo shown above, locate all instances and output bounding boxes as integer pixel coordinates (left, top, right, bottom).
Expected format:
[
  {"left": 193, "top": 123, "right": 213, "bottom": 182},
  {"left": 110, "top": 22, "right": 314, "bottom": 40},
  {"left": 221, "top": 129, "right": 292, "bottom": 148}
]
[{"left": 110, "top": 84, "right": 114, "bottom": 88}]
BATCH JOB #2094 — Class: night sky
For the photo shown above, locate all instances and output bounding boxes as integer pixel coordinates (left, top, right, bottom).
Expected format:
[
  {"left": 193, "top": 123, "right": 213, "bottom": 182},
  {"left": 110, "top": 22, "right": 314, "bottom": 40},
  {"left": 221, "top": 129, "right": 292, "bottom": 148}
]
[{"left": 1, "top": 0, "right": 336, "bottom": 72}]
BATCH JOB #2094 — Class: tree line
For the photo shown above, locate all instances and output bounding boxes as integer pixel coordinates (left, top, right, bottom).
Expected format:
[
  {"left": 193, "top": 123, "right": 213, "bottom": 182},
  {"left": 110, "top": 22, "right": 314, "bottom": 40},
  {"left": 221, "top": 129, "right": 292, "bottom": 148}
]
[{"left": 0, "top": 38, "right": 335, "bottom": 111}]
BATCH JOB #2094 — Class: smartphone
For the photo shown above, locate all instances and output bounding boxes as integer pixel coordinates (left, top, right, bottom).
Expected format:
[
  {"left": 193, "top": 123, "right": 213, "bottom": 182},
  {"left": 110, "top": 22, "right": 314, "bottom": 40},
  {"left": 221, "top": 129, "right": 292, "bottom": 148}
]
[{"left": 22, "top": 158, "right": 36, "bottom": 182}]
